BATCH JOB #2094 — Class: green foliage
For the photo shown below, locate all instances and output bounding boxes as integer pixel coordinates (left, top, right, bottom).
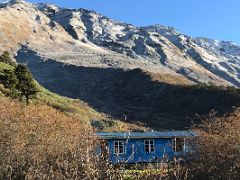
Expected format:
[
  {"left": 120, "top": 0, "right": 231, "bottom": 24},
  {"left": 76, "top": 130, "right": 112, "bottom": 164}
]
[
  {"left": 0, "top": 69, "right": 18, "bottom": 97},
  {"left": 226, "top": 86, "right": 239, "bottom": 96},
  {"left": 0, "top": 61, "right": 102, "bottom": 123},
  {"left": 15, "top": 64, "right": 39, "bottom": 104},
  {"left": 0, "top": 51, "right": 16, "bottom": 66},
  {"left": 191, "top": 82, "right": 223, "bottom": 90},
  {"left": 0, "top": 62, "right": 14, "bottom": 72},
  {"left": 36, "top": 85, "right": 75, "bottom": 111}
]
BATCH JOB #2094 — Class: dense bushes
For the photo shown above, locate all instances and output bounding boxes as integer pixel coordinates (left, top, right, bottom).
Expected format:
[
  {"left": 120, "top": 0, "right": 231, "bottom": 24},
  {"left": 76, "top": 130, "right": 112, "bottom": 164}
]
[
  {"left": 119, "top": 112, "right": 240, "bottom": 179},
  {"left": 185, "top": 112, "right": 240, "bottom": 179},
  {"left": 2, "top": 96, "right": 239, "bottom": 180},
  {"left": 0, "top": 96, "right": 123, "bottom": 180}
]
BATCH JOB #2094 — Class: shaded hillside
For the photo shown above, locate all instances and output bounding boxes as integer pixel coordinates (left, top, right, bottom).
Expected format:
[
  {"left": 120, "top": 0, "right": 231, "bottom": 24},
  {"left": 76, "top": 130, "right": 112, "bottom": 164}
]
[
  {"left": 16, "top": 48, "right": 240, "bottom": 130},
  {"left": 104, "top": 70, "right": 240, "bottom": 129},
  {"left": 0, "top": 61, "right": 100, "bottom": 121},
  {"left": 0, "top": 58, "right": 143, "bottom": 132}
]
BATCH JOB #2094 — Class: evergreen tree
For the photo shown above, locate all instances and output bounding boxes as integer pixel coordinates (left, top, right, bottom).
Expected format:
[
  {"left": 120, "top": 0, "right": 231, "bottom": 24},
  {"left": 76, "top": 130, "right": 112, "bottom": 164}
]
[
  {"left": 1, "top": 69, "right": 18, "bottom": 97},
  {"left": 15, "top": 64, "right": 38, "bottom": 105},
  {"left": 0, "top": 51, "right": 16, "bottom": 66}
]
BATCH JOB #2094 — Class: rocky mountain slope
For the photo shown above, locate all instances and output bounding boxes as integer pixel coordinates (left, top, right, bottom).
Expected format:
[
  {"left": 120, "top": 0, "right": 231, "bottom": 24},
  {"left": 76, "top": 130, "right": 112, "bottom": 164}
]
[
  {"left": 35, "top": 2, "right": 240, "bottom": 86},
  {"left": 1, "top": 0, "right": 240, "bottom": 129},
  {"left": 1, "top": 0, "right": 240, "bottom": 87}
]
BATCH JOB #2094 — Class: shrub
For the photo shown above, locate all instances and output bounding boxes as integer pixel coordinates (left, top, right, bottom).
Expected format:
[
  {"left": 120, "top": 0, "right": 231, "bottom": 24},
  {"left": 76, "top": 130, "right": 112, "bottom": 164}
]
[
  {"left": 186, "top": 112, "right": 240, "bottom": 179},
  {"left": 226, "top": 86, "right": 239, "bottom": 96},
  {"left": 0, "top": 96, "right": 123, "bottom": 180}
]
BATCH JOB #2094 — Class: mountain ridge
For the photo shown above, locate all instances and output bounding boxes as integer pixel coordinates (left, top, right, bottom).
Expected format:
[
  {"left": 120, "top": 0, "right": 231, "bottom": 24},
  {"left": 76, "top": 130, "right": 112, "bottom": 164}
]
[{"left": 1, "top": 0, "right": 239, "bottom": 87}]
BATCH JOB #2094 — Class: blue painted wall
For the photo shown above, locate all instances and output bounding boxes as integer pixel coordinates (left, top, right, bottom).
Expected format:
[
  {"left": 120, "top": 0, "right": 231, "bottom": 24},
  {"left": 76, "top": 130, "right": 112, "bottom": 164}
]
[{"left": 105, "top": 138, "right": 185, "bottom": 164}]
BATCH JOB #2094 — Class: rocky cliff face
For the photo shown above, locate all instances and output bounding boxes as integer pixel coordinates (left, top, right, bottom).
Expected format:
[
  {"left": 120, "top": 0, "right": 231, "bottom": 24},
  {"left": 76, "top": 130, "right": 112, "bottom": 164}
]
[
  {"left": 144, "top": 25, "right": 240, "bottom": 86},
  {"left": 34, "top": 3, "right": 240, "bottom": 87},
  {"left": 0, "top": 0, "right": 239, "bottom": 87}
]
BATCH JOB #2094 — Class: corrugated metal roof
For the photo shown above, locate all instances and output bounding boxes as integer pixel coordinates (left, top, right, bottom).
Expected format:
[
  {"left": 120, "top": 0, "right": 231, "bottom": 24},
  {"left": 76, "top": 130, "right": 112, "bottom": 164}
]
[{"left": 96, "top": 131, "right": 197, "bottom": 140}]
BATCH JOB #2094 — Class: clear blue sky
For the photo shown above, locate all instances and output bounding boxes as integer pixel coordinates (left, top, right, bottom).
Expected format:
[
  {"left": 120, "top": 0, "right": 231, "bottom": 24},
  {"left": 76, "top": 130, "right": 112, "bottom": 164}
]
[{"left": 28, "top": 0, "right": 240, "bottom": 44}]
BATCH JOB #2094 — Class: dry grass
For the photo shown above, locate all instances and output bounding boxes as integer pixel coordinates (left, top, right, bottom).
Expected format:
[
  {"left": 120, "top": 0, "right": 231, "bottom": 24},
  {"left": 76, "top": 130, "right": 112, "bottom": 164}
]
[
  {"left": 0, "top": 96, "right": 123, "bottom": 179},
  {"left": 147, "top": 70, "right": 192, "bottom": 85},
  {"left": 2, "top": 94, "right": 240, "bottom": 179}
]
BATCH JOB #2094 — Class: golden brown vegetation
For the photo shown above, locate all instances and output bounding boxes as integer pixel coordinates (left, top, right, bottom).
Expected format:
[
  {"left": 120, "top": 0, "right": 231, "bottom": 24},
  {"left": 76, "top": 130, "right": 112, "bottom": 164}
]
[
  {"left": 123, "top": 110, "right": 240, "bottom": 180},
  {"left": 185, "top": 110, "right": 240, "bottom": 179},
  {"left": 1, "top": 93, "right": 240, "bottom": 180},
  {"left": 0, "top": 96, "right": 123, "bottom": 179}
]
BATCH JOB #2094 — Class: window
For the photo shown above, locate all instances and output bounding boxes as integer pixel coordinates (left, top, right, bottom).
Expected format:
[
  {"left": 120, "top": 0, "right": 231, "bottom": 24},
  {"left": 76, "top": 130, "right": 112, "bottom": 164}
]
[
  {"left": 173, "top": 138, "right": 184, "bottom": 152},
  {"left": 114, "top": 141, "right": 124, "bottom": 154},
  {"left": 144, "top": 140, "right": 155, "bottom": 153}
]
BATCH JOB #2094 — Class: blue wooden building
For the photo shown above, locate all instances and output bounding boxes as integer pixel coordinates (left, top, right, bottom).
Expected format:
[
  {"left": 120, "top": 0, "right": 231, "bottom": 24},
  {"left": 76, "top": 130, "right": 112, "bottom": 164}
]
[{"left": 96, "top": 131, "right": 196, "bottom": 164}]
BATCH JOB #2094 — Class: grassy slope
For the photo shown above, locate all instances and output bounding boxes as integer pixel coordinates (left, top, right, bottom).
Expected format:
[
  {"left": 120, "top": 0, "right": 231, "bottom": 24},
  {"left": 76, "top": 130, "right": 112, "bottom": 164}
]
[
  {"left": 36, "top": 85, "right": 101, "bottom": 121},
  {"left": 0, "top": 62, "right": 145, "bottom": 131},
  {"left": 0, "top": 62, "right": 100, "bottom": 121},
  {"left": 35, "top": 87, "right": 146, "bottom": 131}
]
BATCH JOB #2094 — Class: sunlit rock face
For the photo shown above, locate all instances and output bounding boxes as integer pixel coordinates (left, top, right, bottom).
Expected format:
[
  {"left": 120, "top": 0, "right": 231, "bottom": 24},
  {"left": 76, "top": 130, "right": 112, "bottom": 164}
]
[{"left": 0, "top": 0, "right": 240, "bottom": 87}]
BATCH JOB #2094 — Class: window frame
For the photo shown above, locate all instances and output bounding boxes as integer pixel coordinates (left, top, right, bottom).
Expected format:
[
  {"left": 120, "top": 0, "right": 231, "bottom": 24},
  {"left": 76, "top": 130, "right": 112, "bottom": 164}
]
[
  {"left": 144, "top": 139, "right": 155, "bottom": 153},
  {"left": 172, "top": 137, "right": 185, "bottom": 152},
  {"left": 114, "top": 140, "right": 125, "bottom": 155}
]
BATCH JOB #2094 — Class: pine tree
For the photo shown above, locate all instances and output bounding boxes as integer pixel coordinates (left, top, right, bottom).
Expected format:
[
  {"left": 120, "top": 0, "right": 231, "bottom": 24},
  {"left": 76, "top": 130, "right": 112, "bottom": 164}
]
[
  {"left": 15, "top": 64, "right": 38, "bottom": 105},
  {"left": 1, "top": 69, "right": 18, "bottom": 97},
  {"left": 0, "top": 51, "right": 16, "bottom": 66}
]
